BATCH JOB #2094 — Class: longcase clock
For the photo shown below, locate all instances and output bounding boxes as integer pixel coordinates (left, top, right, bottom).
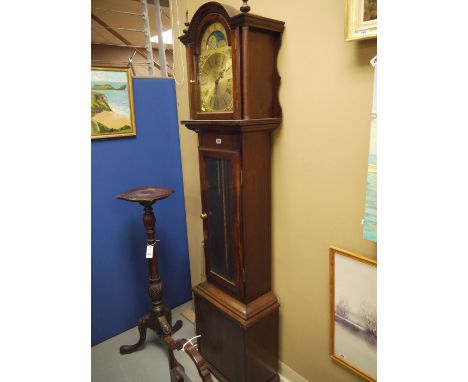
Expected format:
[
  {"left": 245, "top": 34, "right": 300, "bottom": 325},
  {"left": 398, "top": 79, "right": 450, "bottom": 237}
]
[{"left": 180, "top": 2, "right": 284, "bottom": 381}]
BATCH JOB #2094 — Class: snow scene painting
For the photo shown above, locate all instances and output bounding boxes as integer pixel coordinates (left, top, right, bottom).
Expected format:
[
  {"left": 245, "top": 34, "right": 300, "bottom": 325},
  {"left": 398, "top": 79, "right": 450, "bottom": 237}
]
[{"left": 330, "top": 247, "right": 377, "bottom": 381}]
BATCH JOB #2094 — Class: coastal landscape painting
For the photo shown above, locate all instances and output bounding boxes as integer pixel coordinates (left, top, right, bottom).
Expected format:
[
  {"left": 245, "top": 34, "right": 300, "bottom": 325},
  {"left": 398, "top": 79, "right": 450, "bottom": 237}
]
[
  {"left": 329, "top": 247, "right": 377, "bottom": 381},
  {"left": 91, "top": 67, "right": 136, "bottom": 139}
]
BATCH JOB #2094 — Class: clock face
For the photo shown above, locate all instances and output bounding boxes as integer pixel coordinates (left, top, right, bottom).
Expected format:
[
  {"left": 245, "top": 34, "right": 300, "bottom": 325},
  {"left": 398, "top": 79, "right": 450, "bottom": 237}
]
[{"left": 198, "top": 22, "right": 233, "bottom": 113}]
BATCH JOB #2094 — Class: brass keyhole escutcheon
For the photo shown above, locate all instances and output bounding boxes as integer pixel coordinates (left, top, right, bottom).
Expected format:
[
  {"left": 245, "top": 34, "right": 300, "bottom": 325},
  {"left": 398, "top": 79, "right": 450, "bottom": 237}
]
[{"left": 200, "top": 212, "right": 208, "bottom": 219}]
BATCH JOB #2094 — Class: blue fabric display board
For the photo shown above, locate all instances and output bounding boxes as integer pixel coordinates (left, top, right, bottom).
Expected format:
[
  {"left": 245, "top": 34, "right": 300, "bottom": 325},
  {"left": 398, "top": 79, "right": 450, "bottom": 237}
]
[{"left": 91, "top": 78, "right": 192, "bottom": 346}]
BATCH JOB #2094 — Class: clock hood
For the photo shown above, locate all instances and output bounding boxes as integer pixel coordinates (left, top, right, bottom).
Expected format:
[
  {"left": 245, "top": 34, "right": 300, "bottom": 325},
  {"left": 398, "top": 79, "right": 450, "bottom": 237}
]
[{"left": 179, "top": 1, "right": 284, "bottom": 46}]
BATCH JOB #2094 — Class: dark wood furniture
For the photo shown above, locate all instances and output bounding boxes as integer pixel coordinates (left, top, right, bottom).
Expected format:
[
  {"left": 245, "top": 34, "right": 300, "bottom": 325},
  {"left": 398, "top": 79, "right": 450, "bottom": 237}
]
[
  {"left": 180, "top": 2, "right": 284, "bottom": 381},
  {"left": 165, "top": 336, "right": 214, "bottom": 382},
  {"left": 116, "top": 186, "right": 183, "bottom": 355}
]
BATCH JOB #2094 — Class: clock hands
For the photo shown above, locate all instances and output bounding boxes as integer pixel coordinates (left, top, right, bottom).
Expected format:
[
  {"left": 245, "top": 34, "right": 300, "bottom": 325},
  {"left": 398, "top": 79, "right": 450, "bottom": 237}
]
[
  {"left": 214, "top": 65, "right": 228, "bottom": 109},
  {"left": 200, "top": 52, "right": 233, "bottom": 112},
  {"left": 216, "top": 66, "right": 227, "bottom": 84}
]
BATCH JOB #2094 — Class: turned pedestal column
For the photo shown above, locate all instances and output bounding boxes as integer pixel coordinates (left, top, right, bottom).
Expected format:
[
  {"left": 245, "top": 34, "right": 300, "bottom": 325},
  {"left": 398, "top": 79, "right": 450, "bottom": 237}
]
[{"left": 116, "top": 186, "right": 183, "bottom": 355}]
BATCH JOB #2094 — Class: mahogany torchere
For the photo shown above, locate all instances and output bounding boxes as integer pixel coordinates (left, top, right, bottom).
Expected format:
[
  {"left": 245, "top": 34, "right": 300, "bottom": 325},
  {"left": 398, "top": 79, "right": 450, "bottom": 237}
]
[
  {"left": 116, "top": 186, "right": 182, "bottom": 355},
  {"left": 180, "top": 2, "right": 284, "bottom": 381}
]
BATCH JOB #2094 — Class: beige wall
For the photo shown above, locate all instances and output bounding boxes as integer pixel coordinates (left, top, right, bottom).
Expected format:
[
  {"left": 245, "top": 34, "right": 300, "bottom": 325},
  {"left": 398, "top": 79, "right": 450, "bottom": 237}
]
[
  {"left": 170, "top": 0, "right": 205, "bottom": 288},
  {"left": 172, "top": 1, "right": 377, "bottom": 381}
]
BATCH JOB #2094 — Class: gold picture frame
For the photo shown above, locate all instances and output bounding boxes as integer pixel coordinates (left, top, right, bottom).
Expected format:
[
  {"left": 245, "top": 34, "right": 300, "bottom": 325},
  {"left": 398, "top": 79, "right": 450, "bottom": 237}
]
[
  {"left": 345, "top": 0, "right": 377, "bottom": 41},
  {"left": 91, "top": 66, "right": 136, "bottom": 139},
  {"left": 329, "top": 247, "right": 377, "bottom": 381}
]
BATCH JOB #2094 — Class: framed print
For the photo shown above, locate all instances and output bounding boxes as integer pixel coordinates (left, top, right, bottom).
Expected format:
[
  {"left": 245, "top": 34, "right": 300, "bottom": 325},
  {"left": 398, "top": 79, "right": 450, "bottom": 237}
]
[
  {"left": 345, "top": 0, "right": 377, "bottom": 41},
  {"left": 91, "top": 66, "right": 136, "bottom": 139},
  {"left": 329, "top": 247, "right": 377, "bottom": 381},
  {"left": 364, "top": 61, "right": 377, "bottom": 242}
]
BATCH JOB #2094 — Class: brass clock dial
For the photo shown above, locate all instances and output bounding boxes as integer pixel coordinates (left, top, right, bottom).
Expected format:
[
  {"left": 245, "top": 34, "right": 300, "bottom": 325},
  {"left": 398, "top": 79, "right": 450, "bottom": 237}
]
[{"left": 198, "top": 22, "right": 233, "bottom": 113}]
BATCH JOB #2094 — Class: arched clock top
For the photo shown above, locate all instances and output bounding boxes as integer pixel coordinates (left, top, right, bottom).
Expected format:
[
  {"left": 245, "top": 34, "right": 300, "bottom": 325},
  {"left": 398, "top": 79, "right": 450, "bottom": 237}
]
[
  {"left": 194, "top": 14, "right": 233, "bottom": 55},
  {"left": 179, "top": 1, "right": 284, "bottom": 46},
  {"left": 179, "top": 2, "right": 236, "bottom": 46}
]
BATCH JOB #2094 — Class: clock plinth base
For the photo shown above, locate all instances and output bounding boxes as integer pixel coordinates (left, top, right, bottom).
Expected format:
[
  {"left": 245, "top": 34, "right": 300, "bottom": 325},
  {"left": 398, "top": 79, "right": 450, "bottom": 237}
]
[{"left": 193, "top": 282, "right": 279, "bottom": 382}]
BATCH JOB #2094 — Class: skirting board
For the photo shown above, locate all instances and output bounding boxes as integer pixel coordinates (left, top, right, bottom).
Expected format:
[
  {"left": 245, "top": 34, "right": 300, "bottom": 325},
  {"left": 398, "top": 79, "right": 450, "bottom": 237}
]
[
  {"left": 181, "top": 307, "right": 196, "bottom": 324},
  {"left": 278, "top": 360, "right": 309, "bottom": 382}
]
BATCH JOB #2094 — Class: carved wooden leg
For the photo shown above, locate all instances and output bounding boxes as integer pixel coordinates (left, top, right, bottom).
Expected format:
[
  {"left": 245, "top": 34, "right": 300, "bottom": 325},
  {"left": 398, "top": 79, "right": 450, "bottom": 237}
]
[
  {"left": 168, "top": 347, "right": 184, "bottom": 379},
  {"left": 172, "top": 319, "right": 183, "bottom": 334},
  {"left": 157, "top": 314, "right": 185, "bottom": 380},
  {"left": 165, "top": 336, "right": 214, "bottom": 382},
  {"left": 170, "top": 365, "right": 190, "bottom": 382},
  {"left": 118, "top": 199, "right": 184, "bottom": 357},
  {"left": 164, "top": 306, "right": 183, "bottom": 335},
  {"left": 119, "top": 314, "right": 150, "bottom": 354}
]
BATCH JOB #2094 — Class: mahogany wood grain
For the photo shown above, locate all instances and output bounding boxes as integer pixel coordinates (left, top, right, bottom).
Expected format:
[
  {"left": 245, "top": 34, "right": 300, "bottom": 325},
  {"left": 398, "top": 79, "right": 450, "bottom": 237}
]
[
  {"left": 241, "top": 130, "right": 272, "bottom": 302},
  {"left": 193, "top": 282, "right": 279, "bottom": 325},
  {"left": 241, "top": 25, "right": 250, "bottom": 119},
  {"left": 116, "top": 186, "right": 182, "bottom": 357},
  {"left": 198, "top": 132, "right": 241, "bottom": 151},
  {"left": 245, "top": 29, "right": 280, "bottom": 119},
  {"left": 179, "top": 3, "right": 284, "bottom": 381},
  {"left": 194, "top": 288, "right": 279, "bottom": 382},
  {"left": 182, "top": 118, "right": 281, "bottom": 133},
  {"left": 182, "top": 112, "right": 281, "bottom": 382}
]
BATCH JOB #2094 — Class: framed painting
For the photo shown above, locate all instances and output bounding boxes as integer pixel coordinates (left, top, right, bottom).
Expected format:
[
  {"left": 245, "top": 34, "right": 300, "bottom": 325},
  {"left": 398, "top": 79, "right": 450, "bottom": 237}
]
[
  {"left": 329, "top": 247, "right": 377, "bottom": 381},
  {"left": 363, "top": 60, "right": 377, "bottom": 242},
  {"left": 345, "top": 0, "right": 377, "bottom": 41},
  {"left": 91, "top": 66, "right": 136, "bottom": 139}
]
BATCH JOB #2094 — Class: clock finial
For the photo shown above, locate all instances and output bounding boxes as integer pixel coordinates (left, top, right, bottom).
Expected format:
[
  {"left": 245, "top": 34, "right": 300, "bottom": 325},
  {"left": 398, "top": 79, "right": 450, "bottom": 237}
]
[
  {"left": 240, "top": 0, "right": 250, "bottom": 13},
  {"left": 183, "top": 10, "right": 190, "bottom": 34}
]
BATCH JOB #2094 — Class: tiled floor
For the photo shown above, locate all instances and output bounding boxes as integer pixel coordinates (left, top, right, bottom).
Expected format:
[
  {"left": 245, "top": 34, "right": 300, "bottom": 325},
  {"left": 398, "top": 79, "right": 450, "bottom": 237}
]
[{"left": 92, "top": 301, "right": 219, "bottom": 382}]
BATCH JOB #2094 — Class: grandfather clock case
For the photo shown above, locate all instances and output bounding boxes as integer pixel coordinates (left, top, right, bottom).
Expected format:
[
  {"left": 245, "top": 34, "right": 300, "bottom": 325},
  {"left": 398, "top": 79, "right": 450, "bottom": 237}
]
[{"left": 180, "top": 2, "right": 284, "bottom": 381}]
